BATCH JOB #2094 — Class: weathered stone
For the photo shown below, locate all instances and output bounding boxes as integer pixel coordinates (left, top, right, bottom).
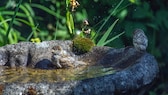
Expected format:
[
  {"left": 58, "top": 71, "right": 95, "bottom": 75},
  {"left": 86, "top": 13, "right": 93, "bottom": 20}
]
[
  {"left": 2, "top": 52, "right": 158, "bottom": 95},
  {"left": 0, "top": 40, "right": 110, "bottom": 68},
  {"left": 0, "top": 47, "right": 8, "bottom": 66},
  {"left": 0, "top": 40, "right": 75, "bottom": 68},
  {"left": 0, "top": 40, "right": 159, "bottom": 95},
  {"left": 28, "top": 40, "right": 73, "bottom": 68},
  {"left": 6, "top": 42, "right": 31, "bottom": 67}
]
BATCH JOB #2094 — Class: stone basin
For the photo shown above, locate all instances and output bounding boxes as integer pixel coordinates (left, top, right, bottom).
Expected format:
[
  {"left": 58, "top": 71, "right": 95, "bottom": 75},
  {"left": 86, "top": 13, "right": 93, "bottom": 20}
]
[{"left": 0, "top": 40, "right": 159, "bottom": 95}]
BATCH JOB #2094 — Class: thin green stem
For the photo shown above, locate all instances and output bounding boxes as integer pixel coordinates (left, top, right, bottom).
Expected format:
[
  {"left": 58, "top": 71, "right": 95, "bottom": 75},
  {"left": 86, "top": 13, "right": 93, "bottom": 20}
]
[
  {"left": 5, "top": 0, "right": 23, "bottom": 44},
  {"left": 54, "top": 21, "right": 59, "bottom": 40},
  {"left": 26, "top": 24, "right": 39, "bottom": 41},
  {"left": 20, "top": 4, "right": 36, "bottom": 37},
  {"left": 30, "top": 3, "right": 64, "bottom": 19}
]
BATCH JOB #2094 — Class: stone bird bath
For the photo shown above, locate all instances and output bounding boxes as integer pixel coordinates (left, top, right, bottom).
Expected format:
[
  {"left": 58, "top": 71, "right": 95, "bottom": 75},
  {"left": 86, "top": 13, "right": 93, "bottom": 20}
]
[{"left": 0, "top": 40, "right": 159, "bottom": 95}]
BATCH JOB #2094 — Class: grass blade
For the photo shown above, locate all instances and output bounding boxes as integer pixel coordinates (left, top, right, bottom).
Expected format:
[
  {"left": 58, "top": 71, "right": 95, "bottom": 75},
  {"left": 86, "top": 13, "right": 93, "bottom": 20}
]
[
  {"left": 15, "top": 18, "right": 40, "bottom": 32},
  {"left": 102, "top": 31, "right": 125, "bottom": 46},
  {"left": 0, "top": 19, "right": 11, "bottom": 25},
  {"left": 96, "top": 19, "right": 119, "bottom": 46},
  {"left": 30, "top": 3, "right": 63, "bottom": 18},
  {"left": 0, "top": 14, "right": 9, "bottom": 31},
  {"left": 93, "top": 0, "right": 124, "bottom": 40},
  {"left": 5, "top": 0, "right": 23, "bottom": 44},
  {"left": 54, "top": 20, "right": 59, "bottom": 40},
  {"left": 1, "top": 11, "right": 27, "bottom": 17},
  {"left": 20, "top": 4, "right": 39, "bottom": 38},
  {"left": 66, "top": 11, "right": 74, "bottom": 35},
  {"left": 26, "top": 24, "right": 39, "bottom": 41}
]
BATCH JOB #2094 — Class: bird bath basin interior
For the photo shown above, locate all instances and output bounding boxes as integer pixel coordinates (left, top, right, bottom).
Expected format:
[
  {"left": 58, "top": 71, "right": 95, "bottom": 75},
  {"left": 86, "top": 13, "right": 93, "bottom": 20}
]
[{"left": 0, "top": 65, "right": 115, "bottom": 83}]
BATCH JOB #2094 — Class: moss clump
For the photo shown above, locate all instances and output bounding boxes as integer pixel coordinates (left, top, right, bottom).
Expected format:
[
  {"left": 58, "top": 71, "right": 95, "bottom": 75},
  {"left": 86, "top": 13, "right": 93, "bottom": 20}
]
[{"left": 73, "top": 36, "right": 95, "bottom": 55}]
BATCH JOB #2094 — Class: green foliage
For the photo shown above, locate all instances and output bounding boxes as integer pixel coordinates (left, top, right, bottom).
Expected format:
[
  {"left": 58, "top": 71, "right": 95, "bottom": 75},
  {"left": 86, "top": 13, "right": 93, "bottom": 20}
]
[
  {"left": 0, "top": 0, "right": 125, "bottom": 47},
  {"left": 5, "top": 0, "right": 22, "bottom": 40},
  {"left": 96, "top": 19, "right": 124, "bottom": 46},
  {"left": 66, "top": 0, "right": 74, "bottom": 35},
  {"left": 92, "top": 0, "right": 124, "bottom": 40},
  {"left": 66, "top": 11, "right": 74, "bottom": 35},
  {"left": 0, "top": 0, "right": 168, "bottom": 94},
  {"left": 0, "top": 0, "right": 24, "bottom": 46}
]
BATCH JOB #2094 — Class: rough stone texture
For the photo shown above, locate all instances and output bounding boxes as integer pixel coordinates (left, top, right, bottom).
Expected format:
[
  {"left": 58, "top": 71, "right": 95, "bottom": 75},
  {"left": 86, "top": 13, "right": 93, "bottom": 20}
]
[
  {"left": 0, "top": 40, "right": 159, "bottom": 95},
  {"left": 97, "top": 47, "right": 145, "bottom": 69},
  {"left": 0, "top": 41, "right": 74, "bottom": 68},
  {"left": 6, "top": 42, "right": 32, "bottom": 67},
  {"left": 0, "top": 40, "right": 110, "bottom": 68},
  {"left": 0, "top": 47, "right": 8, "bottom": 66},
  {"left": 2, "top": 52, "right": 158, "bottom": 95}
]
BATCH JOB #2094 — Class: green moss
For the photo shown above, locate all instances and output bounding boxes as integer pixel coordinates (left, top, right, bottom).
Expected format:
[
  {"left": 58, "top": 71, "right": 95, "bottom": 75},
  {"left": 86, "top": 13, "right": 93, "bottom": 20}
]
[{"left": 73, "top": 36, "right": 95, "bottom": 55}]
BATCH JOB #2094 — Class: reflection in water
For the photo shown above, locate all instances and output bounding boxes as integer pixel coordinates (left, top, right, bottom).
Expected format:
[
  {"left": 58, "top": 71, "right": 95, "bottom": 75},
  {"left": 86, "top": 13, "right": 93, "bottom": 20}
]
[{"left": 0, "top": 65, "right": 116, "bottom": 83}]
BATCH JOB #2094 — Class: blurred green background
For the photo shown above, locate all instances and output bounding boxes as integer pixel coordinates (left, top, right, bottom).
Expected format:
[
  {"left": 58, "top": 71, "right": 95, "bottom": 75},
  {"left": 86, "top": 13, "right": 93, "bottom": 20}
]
[{"left": 0, "top": 0, "right": 168, "bottom": 94}]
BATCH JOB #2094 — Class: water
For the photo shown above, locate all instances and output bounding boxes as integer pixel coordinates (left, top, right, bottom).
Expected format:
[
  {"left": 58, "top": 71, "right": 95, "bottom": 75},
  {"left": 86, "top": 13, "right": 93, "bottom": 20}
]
[{"left": 0, "top": 65, "right": 116, "bottom": 83}]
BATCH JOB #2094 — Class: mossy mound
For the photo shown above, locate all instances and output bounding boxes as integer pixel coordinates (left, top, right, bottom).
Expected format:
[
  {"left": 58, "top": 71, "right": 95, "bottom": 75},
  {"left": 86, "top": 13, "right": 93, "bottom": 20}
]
[{"left": 73, "top": 36, "right": 95, "bottom": 55}]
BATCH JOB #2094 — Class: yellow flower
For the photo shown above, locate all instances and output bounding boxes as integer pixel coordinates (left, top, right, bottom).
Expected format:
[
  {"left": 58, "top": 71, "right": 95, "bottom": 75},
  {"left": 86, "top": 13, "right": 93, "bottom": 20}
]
[
  {"left": 70, "top": 0, "right": 80, "bottom": 11},
  {"left": 31, "top": 38, "right": 41, "bottom": 43}
]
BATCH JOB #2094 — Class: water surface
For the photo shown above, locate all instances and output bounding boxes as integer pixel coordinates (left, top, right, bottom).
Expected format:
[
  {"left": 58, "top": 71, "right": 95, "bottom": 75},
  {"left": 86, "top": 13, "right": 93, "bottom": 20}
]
[{"left": 0, "top": 65, "right": 116, "bottom": 83}]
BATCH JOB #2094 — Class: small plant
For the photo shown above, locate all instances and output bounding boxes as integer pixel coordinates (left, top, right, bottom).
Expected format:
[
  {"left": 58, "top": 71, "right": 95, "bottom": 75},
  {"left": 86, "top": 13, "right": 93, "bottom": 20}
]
[
  {"left": 0, "top": 0, "right": 126, "bottom": 48},
  {"left": 96, "top": 19, "right": 124, "bottom": 46},
  {"left": 0, "top": 0, "right": 24, "bottom": 46},
  {"left": 66, "top": 0, "right": 80, "bottom": 36},
  {"left": 65, "top": 0, "right": 125, "bottom": 53},
  {"left": 73, "top": 36, "right": 95, "bottom": 55},
  {"left": 93, "top": 0, "right": 125, "bottom": 46},
  {"left": 80, "top": 20, "right": 92, "bottom": 38}
]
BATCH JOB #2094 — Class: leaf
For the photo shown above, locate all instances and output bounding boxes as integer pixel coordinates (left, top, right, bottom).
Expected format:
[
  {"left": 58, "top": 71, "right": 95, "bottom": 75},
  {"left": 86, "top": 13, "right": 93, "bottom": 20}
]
[
  {"left": 5, "top": 0, "right": 23, "bottom": 44},
  {"left": 69, "top": 13, "right": 74, "bottom": 34},
  {"left": 26, "top": 24, "right": 39, "bottom": 41},
  {"left": 102, "top": 31, "right": 125, "bottom": 46},
  {"left": 96, "top": 19, "right": 119, "bottom": 46},
  {"left": 66, "top": 11, "right": 74, "bottom": 34},
  {"left": 66, "top": 11, "right": 71, "bottom": 33},
  {"left": 0, "top": 14, "right": 9, "bottom": 30},
  {"left": 24, "top": 3, "right": 35, "bottom": 17},
  {"left": 66, "top": 0, "right": 70, "bottom": 8},
  {"left": 20, "top": 4, "right": 37, "bottom": 37},
  {"left": 0, "top": 11, "right": 27, "bottom": 17},
  {"left": 30, "top": 3, "right": 63, "bottom": 18}
]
